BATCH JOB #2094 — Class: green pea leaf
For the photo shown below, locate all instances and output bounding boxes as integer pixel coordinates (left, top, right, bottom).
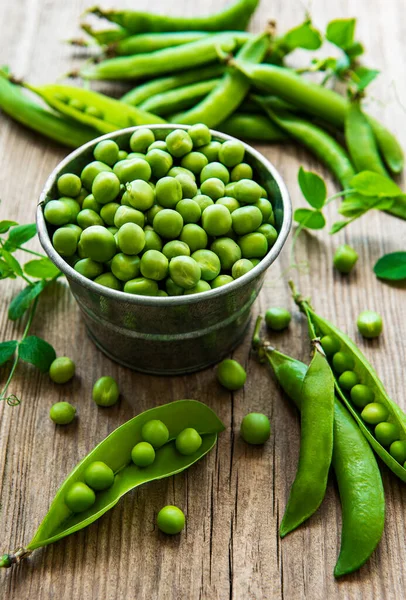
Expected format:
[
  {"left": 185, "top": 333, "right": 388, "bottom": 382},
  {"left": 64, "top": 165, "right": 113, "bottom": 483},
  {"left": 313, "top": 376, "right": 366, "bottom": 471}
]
[
  {"left": 1, "top": 249, "right": 23, "bottom": 276},
  {"left": 339, "top": 194, "right": 394, "bottom": 217},
  {"left": 330, "top": 220, "right": 351, "bottom": 234},
  {"left": 0, "top": 220, "right": 18, "bottom": 234},
  {"left": 350, "top": 171, "right": 403, "bottom": 198},
  {"left": 8, "top": 280, "right": 46, "bottom": 321},
  {"left": 294, "top": 208, "right": 326, "bottom": 229},
  {"left": 350, "top": 66, "right": 380, "bottom": 92},
  {"left": 19, "top": 335, "right": 56, "bottom": 372},
  {"left": 0, "top": 340, "right": 18, "bottom": 366},
  {"left": 373, "top": 252, "right": 406, "bottom": 281},
  {"left": 24, "top": 258, "right": 60, "bottom": 280},
  {"left": 346, "top": 41, "right": 364, "bottom": 59},
  {"left": 298, "top": 167, "right": 327, "bottom": 209},
  {"left": 0, "top": 258, "right": 16, "bottom": 280},
  {"left": 326, "top": 18, "right": 356, "bottom": 50},
  {"left": 4, "top": 223, "right": 37, "bottom": 251},
  {"left": 284, "top": 20, "right": 323, "bottom": 51}
]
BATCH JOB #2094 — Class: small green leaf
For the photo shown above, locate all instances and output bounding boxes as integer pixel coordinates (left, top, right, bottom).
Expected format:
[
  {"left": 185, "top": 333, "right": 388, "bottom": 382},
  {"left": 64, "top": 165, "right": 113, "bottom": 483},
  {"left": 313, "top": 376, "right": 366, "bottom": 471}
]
[
  {"left": 326, "top": 18, "right": 356, "bottom": 50},
  {"left": 330, "top": 220, "right": 351, "bottom": 234},
  {"left": 350, "top": 171, "right": 403, "bottom": 198},
  {"left": 4, "top": 223, "right": 37, "bottom": 251},
  {"left": 0, "top": 258, "right": 16, "bottom": 280},
  {"left": 351, "top": 66, "right": 380, "bottom": 92},
  {"left": 284, "top": 20, "right": 323, "bottom": 51},
  {"left": 0, "top": 220, "right": 18, "bottom": 234},
  {"left": 19, "top": 336, "right": 56, "bottom": 373},
  {"left": 294, "top": 208, "right": 326, "bottom": 230},
  {"left": 1, "top": 249, "right": 23, "bottom": 276},
  {"left": 24, "top": 258, "right": 60, "bottom": 280},
  {"left": 8, "top": 280, "right": 46, "bottom": 321},
  {"left": 298, "top": 167, "right": 327, "bottom": 209},
  {"left": 346, "top": 41, "right": 364, "bottom": 58},
  {"left": 0, "top": 340, "right": 18, "bottom": 366},
  {"left": 373, "top": 252, "right": 406, "bottom": 281}
]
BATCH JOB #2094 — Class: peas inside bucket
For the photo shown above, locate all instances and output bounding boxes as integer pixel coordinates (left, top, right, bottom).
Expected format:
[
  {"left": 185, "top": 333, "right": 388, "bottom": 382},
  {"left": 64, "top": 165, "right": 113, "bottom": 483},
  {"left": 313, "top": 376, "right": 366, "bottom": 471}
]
[{"left": 37, "top": 125, "right": 291, "bottom": 374}]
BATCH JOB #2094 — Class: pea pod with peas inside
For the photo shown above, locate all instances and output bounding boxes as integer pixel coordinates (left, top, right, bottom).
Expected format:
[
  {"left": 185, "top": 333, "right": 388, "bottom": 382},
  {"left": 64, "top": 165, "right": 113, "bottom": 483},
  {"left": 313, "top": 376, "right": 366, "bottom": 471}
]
[
  {"left": 290, "top": 282, "right": 406, "bottom": 482},
  {"left": 251, "top": 327, "right": 385, "bottom": 578},
  {"left": 0, "top": 400, "right": 224, "bottom": 568}
]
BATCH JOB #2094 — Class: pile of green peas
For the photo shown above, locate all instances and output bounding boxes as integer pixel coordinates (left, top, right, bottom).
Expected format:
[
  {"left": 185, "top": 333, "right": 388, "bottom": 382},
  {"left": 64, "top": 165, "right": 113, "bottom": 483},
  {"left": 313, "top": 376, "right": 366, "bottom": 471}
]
[
  {"left": 321, "top": 334, "right": 406, "bottom": 467},
  {"left": 65, "top": 418, "right": 203, "bottom": 513},
  {"left": 44, "top": 125, "right": 278, "bottom": 296}
]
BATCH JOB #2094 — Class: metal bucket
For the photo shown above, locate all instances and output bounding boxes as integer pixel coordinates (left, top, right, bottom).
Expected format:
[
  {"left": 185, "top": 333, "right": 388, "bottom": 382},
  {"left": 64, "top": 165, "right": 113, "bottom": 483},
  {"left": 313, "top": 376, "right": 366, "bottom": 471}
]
[{"left": 37, "top": 125, "right": 291, "bottom": 375}]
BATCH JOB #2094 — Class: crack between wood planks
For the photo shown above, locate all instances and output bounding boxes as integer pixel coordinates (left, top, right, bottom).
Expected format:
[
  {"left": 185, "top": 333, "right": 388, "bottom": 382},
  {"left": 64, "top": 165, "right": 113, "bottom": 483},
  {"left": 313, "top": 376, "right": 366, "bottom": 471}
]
[{"left": 228, "top": 516, "right": 234, "bottom": 600}]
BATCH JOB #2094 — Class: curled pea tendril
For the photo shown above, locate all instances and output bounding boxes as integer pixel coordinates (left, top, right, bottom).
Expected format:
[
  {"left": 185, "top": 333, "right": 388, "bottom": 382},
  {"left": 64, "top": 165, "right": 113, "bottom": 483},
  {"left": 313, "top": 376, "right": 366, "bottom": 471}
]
[{"left": 3, "top": 394, "right": 21, "bottom": 407}]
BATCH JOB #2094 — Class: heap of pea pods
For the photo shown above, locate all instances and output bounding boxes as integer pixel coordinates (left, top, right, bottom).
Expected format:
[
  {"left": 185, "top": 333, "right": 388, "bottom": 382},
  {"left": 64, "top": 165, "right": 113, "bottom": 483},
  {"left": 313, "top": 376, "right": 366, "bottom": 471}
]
[{"left": 44, "top": 124, "right": 278, "bottom": 296}]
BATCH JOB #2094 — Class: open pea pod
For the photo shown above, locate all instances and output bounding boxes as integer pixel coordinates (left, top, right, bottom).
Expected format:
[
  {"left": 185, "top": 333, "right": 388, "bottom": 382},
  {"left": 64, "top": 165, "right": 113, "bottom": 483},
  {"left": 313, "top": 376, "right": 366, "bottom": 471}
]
[{"left": 1, "top": 400, "right": 224, "bottom": 568}]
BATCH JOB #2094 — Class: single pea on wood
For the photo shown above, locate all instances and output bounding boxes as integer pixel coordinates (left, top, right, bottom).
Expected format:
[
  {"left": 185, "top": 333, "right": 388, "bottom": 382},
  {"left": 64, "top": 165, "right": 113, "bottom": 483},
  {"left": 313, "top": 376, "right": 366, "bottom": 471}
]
[{"left": 216, "top": 358, "right": 247, "bottom": 390}]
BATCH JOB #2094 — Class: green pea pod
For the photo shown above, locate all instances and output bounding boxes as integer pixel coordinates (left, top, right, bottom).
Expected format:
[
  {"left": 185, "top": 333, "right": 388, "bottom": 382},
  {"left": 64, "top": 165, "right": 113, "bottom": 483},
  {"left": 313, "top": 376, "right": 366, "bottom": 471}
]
[
  {"left": 87, "top": 0, "right": 260, "bottom": 34},
  {"left": 218, "top": 112, "right": 288, "bottom": 142},
  {"left": 258, "top": 342, "right": 385, "bottom": 577},
  {"left": 345, "top": 100, "right": 389, "bottom": 177},
  {"left": 81, "top": 23, "right": 130, "bottom": 45},
  {"left": 229, "top": 59, "right": 404, "bottom": 175},
  {"left": 172, "top": 31, "right": 271, "bottom": 128},
  {"left": 139, "top": 78, "right": 221, "bottom": 117},
  {"left": 121, "top": 64, "right": 226, "bottom": 106},
  {"left": 80, "top": 34, "right": 238, "bottom": 80},
  {"left": 21, "top": 82, "right": 165, "bottom": 134},
  {"left": 1, "top": 400, "right": 224, "bottom": 568},
  {"left": 0, "top": 71, "right": 97, "bottom": 148},
  {"left": 280, "top": 346, "right": 335, "bottom": 537},
  {"left": 291, "top": 284, "right": 406, "bottom": 482}
]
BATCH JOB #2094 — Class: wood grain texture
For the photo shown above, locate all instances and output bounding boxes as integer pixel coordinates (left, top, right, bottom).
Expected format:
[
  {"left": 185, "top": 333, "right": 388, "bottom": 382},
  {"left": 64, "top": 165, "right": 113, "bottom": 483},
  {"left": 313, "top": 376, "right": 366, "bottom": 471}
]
[{"left": 0, "top": 0, "right": 405, "bottom": 598}]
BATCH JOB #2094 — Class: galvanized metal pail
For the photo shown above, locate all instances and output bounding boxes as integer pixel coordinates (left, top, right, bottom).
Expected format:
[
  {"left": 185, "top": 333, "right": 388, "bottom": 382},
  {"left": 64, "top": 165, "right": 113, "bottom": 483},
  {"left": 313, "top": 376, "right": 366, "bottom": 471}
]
[{"left": 37, "top": 125, "right": 291, "bottom": 375}]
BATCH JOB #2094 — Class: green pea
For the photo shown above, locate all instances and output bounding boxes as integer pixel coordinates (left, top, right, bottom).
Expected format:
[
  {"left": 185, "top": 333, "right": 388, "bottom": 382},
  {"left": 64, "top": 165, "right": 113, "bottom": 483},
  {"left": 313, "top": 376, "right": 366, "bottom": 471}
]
[
  {"left": 57, "top": 173, "right": 82, "bottom": 198},
  {"left": 100, "top": 202, "right": 120, "bottom": 226},
  {"left": 81, "top": 161, "right": 112, "bottom": 190},
  {"left": 175, "top": 173, "right": 198, "bottom": 198},
  {"left": 162, "top": 240, "right": 190, "bottom": 259},
  {"left": 216, "top": 196, "right": 240, "bottom": 213},
  {"left": 77, "top": 209, "right": 104, "bottom": 229},
  {"left": 202, "top": 204, "right": 232, "bottom": 236},
  {"left": 389, "top": 440, "right": 406, "bottom": 464},
  {"left": 200, "top": 141, "right": 221, "bottom": 162},
  {"left": 156, "top": 177, "right": 182, "bottom": 208},
  {"left": 216, "top": 359, "right": 246, "bottom": 390},
  {"left": 82, "top": 194, "right": 102, "bottom": 213},
  {"left": 157, "top": 290, "right": 168, "bottom": 297},
  {"left": 117, "top": 150, "right": 128, "bottom": 161},
  {"left": 231, "top": 258, "right": 254, "bottom": 279},
  {"left": 49, "top": 401, "right": 76, "bottom": 425},
  {"left": 146, "top": 149, "right": 173, "bottom": 178},
  {"left": 211, "top": 237, "right": 241, "bottom": 270},
  {"left": 184, "top": 280, "right": 212, "bottom": 294},
  {"left": 153, "top": 209, "right": 184, "bottom": 239},
  {"left": 144, "top": 229, "right": 163, "bottom": 252},
  {"left": 130, "top": 128, "right": 155, "bottom": 153},
  {"left": 84, "top": 461, "right": 114, "bottom": 491},
  {"left": 76, "top": 187, "right": 89, "bottom": 206},
  {"left": 141, "top": 419, "right": 169, "bottom": 448},
  {"left": 115, "top": 205, "right": 145, "bottom": 228},
  {"left": 188, "top": 123, "right": 211, "bottom": 147},
  {"left": 44, "top": 200, "right": 75, "bottom": 226},
  {"left": 350, "top": 384, "right": 374, "bottom": 408},
  {"left": 181, "top": 151, "right": 208, "bottom": 174},
  {"left": 238, "top": 232, "right": 268, "bottom": 259},
  {"left": 69, "top": 98, "right": 85, "bottom": 112},
  {"left": 178, "top": 224, "right": 207, "bottom": 252},
  {"left": 148, "top": 140, "right": 166, "bottom": 152},
  {"left": 250, "top": 258, "right": 261, "bottom": 267},
  {"left": 232, "top": 206, "right": 262, "bottom": 235},
  {"left": 157, "top": 505, "right": 185, "bottom": 535},
  {"left": 176, "top": 199, "right": 201, "bottom": 224},
  {"left": 200, "top": 177, "right": 225, "bottom": 200},
  {"left": 191, "top": 249, "right": 221, "bottom": 281},
  {"left": 52, "top": 226, "right": 80, "bottom": 257},
  {"left": 131, "top": 441, "right": 156, "bottom": 467},
  {"left": 265, "top": 307, "right": 291, "bottom": 331},
  {"left": 338, "top": 370, "right": 359, "bottom": 390},
  {"left": 94, "top": 273, "right": 122, "bottom": 290},
  {"left": 211, "top": 274, "right": 234, "bottom": 288},
  {"left": 92, "top": 376, "right": 120, "bottom": 407},
  {"left": 113, "top": 158, "right": 151, "bottom": 184},
  {"left": 320, "top": 335, "right": 341, "bottom": 357},
  {"left": 374, "top": 422, "right": 399, "bottom": 446},
  {"left": 167, "top": 166, "right": 196, "bottom": 181},
  {"left": 166, "top": 129, "right": 193, "bottom": 157},
  {"left": 234, "top": 179, "right": 262, "bottom": 204},
  {"left": 256, "top": 223, "right": 277, "bottom": 247},
  {"left": 193, "top": 194, "right": 214, "bottom": 212},
  {"left": 117, "top": 222, "right": 145, "bottom": 255},
  {"left": 200, "top": 161, "right": 230, "bottom": 185},
  {"left": 253, "top": 198, "right": 273, "bottom": 222},
  {"left": 361, "top": 402, "right": 389, "bottom": 425},
  {"left": 240, "top": 413, "right": 271, "bottom": 445},
  {"left": 147, "top": 204, "right": 164, "bottom": 225},
  {"left": 357, "top": 311, "right": 383, "bottom": 339},
  {"left": 123, "top": 179, "right": 155, "bottom": 211},
  {"left": 65, "top": 482, "right": 96, "bottom": 513},
  {"left": 231, "top": 163, "right": 253, "bottom": 182},
  {"left": 111, "top": 253, "right": 141, "bottom": 282},
  {"left": 333, "top": 244, "right": 358, "bottom": 274},
  {"left": 169, "top": 255, "right": 201, "bottom": 289},
  {"left": 175, "top": 428, "right": 202, "bottom": 455},
  {"left": 81, "top": 226, "right": 117, "bottom": 262},
  {"left": 124, "top": 277, "right": 159, "bottom": 296},
  {"left": 74, "top": 258, "right": 104, "bottom": 280},
  {"left": 94, "top": 140, "right": 119, "bottom": 166},
  {"left": 140, "top": 250, "right": 168, "bottom": 281},
  {"left": 165, "top": 277, "right": 184, "bottom": 296},
  {"left": 218, "top": 140, "right": 245, "bottom": 167},
  {"left": 332, "top": 351, "right": 355, "bottom": 374},
  {"left": 49, "top": 357, "right": 76, "bottom": 384},
  {"left": 85, "top": 105, "right": 103, "bottom": 119}
]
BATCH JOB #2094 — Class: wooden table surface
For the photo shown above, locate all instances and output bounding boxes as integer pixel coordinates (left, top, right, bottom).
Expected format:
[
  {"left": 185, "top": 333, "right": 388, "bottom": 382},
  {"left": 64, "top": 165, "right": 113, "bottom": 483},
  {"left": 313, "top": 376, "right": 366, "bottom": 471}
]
[{"left": 1, "top": 0, "right": 405, "bottom": 598}]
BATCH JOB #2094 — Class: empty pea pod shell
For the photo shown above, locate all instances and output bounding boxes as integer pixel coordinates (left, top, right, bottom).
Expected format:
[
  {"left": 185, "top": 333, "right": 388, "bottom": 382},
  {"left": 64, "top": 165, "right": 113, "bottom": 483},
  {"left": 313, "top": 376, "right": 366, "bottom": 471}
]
[{"left": 2, "top": 400, "right": 224, "bottom": 567}]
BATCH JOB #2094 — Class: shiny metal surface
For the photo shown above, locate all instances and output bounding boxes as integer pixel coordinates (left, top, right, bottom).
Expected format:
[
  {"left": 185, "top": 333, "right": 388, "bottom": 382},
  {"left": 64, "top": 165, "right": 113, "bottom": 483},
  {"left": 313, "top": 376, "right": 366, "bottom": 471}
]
[{"left": 37, "top": 125, "right": 292, "bottom": 374}]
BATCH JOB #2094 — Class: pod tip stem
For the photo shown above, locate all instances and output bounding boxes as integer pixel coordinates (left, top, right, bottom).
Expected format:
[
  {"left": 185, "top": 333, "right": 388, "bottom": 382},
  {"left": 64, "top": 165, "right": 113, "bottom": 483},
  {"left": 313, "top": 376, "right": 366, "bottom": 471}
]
[{"left": 252, "top": 315, "right": 263, "bottom": 350}]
